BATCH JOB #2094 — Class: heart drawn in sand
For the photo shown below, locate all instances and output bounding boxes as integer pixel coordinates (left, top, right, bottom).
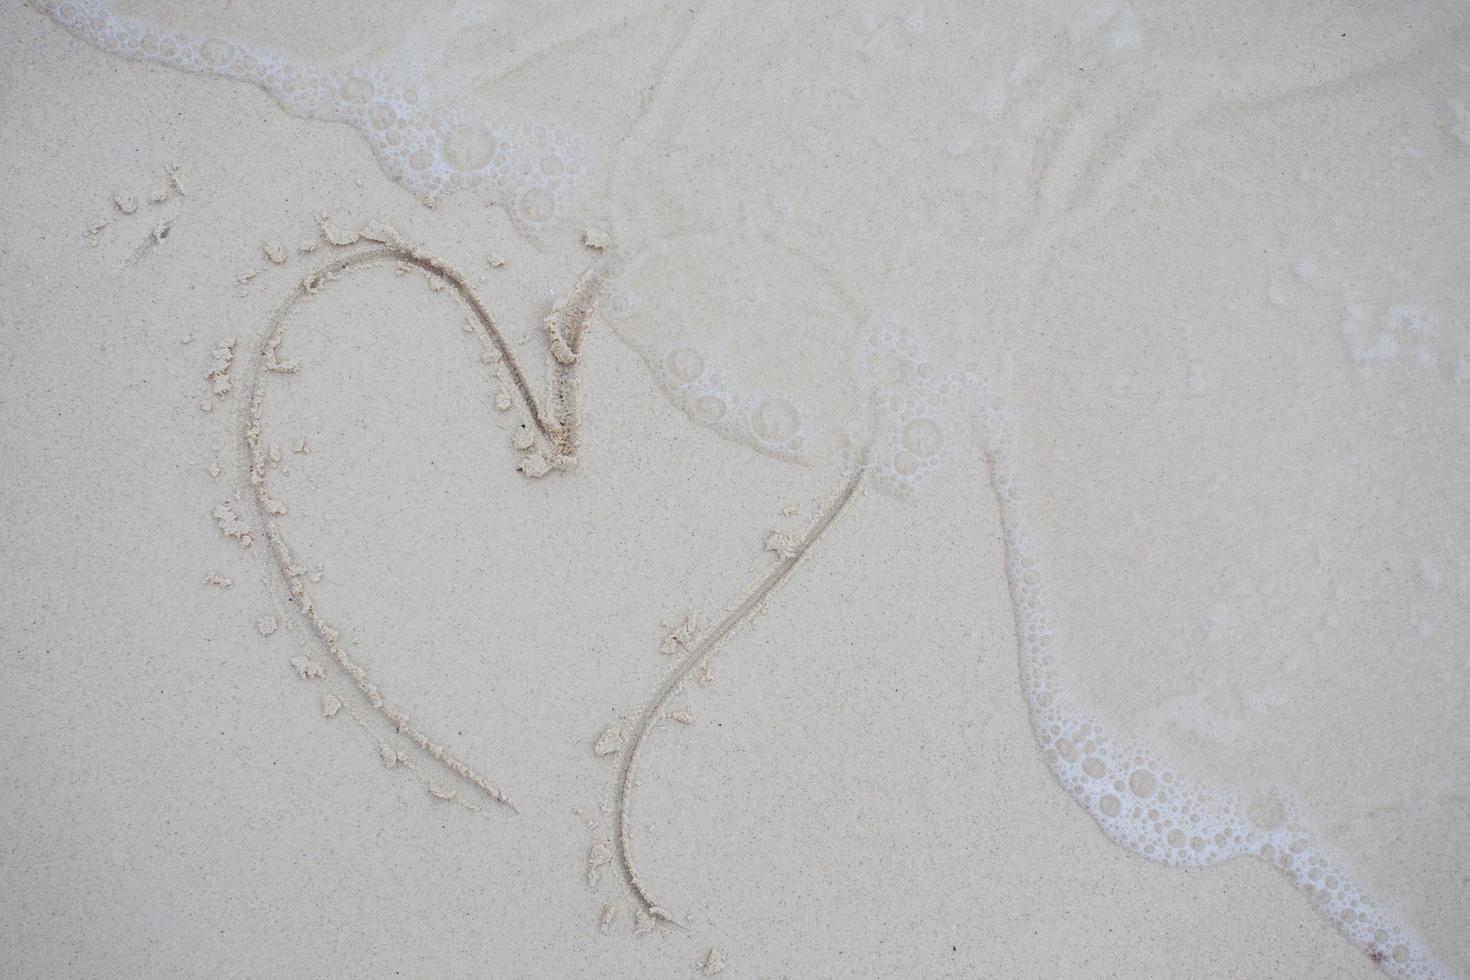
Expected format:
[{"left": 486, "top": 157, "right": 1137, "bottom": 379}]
[{"left": 234, "top": 225, "right": 867, "bottom": 927}]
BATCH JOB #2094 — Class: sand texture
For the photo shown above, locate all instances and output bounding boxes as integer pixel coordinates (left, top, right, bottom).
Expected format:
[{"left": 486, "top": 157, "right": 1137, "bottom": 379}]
[{"left": 2, "top": 1, "right": 1467, "bottom": 977}]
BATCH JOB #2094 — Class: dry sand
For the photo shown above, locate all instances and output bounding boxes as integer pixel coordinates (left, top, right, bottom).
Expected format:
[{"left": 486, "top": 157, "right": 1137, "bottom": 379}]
[{"left": 1, "top": 1, "right": 1466, "bottom": 977}]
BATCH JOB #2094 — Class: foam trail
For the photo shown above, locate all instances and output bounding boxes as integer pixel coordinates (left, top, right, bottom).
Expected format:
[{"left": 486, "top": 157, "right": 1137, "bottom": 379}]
[
  {"left": 31, "top": 0, "right": 593, "bottom": 228},
  {"left": 971, "top": 371, "right": 1447, "bottom": 979}
]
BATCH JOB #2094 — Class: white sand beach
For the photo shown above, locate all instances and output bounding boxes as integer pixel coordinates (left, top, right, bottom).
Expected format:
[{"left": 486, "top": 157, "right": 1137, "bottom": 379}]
[{"left": 2, "top": 2, "right": 1467, "bottom": 977}]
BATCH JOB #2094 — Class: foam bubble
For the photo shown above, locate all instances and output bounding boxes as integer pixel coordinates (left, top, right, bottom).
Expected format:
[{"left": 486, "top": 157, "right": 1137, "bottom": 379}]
[
  {"left": 442, "top": 122, "right": 498, "bottom": 172},
  {"left": 607, "top": 231, "right": 863, "bottom": 467},
  {"left": 36, "top": 0, "right": 594, "bottom": 226},
  {"left": 638, "top": 337, "right": 815, "bottom": 463},
  {"left": 856, "top": 309, "right": 977, "bottom": 495},
  {"left": 902, "top": 417, "right": 944, "bottom": 457},
  {"left": 694, "top": 394, "right": 727, "bottom": 423}
]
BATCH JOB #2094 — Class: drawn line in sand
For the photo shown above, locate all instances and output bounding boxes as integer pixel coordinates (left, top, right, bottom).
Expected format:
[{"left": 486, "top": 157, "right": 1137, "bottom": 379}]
[
  {"left": 238, "top": 225, "right": 610, "bottom": 813},
  {"left": 610, "top": 452, "right": 868, "bottom": 925}
]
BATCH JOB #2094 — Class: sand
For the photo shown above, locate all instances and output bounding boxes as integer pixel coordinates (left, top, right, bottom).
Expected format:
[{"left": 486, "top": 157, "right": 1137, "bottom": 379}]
[{"left": 1, "top": 1, "right": 1466, "bottom": 977}]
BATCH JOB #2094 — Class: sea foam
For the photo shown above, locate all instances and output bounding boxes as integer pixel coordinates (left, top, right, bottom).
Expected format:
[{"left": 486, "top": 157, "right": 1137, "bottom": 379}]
[
  {"left": 33, "top": 4, "right": 1456, "bottom": 972},
  {"left": 33, "top": 0, "right": 593, "bottom": 229}
]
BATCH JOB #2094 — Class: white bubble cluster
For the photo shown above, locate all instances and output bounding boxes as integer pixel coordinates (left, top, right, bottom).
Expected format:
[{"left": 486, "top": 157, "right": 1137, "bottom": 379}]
[
  {"left": 619, "top": 304, "right": 986, "bottom": 486},
  {"left": 643, "top": 341, "right": 814, "bottom": 462},
  {"left": 858, "top": 309, "right": 978, "bottom": 495},
  {"left": 601, "top": 230, "right": 867, "bottom": 468},
  {"left": 35, "top": 0, "right": 594, "bottom": 228},
  {"left": 974, "top": 372, "right": 1447, "bottom": 979}
]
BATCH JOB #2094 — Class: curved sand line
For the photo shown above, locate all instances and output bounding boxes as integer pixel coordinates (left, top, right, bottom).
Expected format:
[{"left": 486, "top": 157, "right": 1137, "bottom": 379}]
[
  {"left": 612, "top": 452, "right": 868, "bottom": 923},
  {"left": 238, "top": 234, "right": 605, "bottom": 812}
]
